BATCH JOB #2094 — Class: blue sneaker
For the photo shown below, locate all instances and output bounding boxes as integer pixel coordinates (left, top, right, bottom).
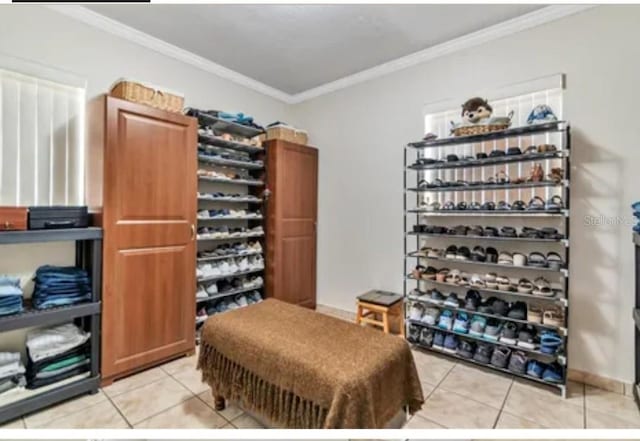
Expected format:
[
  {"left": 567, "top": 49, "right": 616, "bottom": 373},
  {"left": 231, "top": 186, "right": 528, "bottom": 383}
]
[
  {"left": 540, "top": 331, "right": 563, "bottom": 354},
  {"left": 438, "top": 310, "right": 454, "bottom": 330},
  {"left": 526, "top": 360, "right": 545, "bottom": 378},
  {"left": 542, "top": 363, "right": 563, "bottom": 383},
  {"left": 433, "top": 331, "right": 445, "bottom": 350},
  {"left": 469, "top": 315, "right": 487, "bottom": 336},
  {"left": 443, "top": 334, "right": 458, "bottom": 354},
  {"left": 453, "top": 312, "right": 470, "bottom": 333}
]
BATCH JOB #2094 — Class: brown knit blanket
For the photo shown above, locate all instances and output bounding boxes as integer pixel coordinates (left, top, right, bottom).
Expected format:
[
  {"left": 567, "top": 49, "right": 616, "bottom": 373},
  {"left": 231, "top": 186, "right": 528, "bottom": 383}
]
[{"left": 197, "top": 298, "right": 424, "bottom": 428}]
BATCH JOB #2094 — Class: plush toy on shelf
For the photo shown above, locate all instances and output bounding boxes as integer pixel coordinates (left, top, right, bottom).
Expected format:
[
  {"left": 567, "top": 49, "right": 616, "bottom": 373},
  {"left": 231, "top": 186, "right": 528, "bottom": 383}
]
[{"left": 450, "top": 97, "right": 513, "bottom": 137}]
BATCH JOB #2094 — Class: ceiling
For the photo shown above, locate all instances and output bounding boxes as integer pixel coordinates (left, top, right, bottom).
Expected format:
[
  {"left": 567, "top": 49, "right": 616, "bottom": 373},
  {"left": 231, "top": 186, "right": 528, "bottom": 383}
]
[{"left": 87, "top": 4, "right": 545, "bottom": 95}]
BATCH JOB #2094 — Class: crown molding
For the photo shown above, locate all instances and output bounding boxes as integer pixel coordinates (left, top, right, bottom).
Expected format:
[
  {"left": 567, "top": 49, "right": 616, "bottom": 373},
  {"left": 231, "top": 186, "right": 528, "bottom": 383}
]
[
  {"left": 46, "top": 5, "right": 294, "bottom": 103},
  {"left": 47, "top": 4, "right": 596, "bottom": 105},
  {"left": 288, "top": 5, "right": 596, "bottom": 104}
]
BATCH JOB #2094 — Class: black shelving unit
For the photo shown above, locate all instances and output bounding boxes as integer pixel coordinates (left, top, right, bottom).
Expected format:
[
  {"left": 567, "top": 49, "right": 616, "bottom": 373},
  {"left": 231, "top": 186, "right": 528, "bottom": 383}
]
[
  {"left": 404, "top": 121, "right": 571, "bottom": 398},
  {"left": 195, "top": 113, "right": 267, "bottom": 343},
  {"left": 0, "top": 227, "right": 102, "bottom": 424}
]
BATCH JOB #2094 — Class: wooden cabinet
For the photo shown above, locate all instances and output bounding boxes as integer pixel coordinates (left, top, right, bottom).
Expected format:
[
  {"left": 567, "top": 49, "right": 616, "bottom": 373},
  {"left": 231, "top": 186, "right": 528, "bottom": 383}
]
[
  {"left": 89, "top": 96, "right": 197, "bottom": 385},
  {"left": 265, "top": 140, "right": 318, "bottom": 309}
]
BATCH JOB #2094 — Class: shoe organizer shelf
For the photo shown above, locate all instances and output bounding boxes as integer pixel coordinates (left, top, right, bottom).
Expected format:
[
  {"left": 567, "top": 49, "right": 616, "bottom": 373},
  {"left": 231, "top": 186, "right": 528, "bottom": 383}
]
[
  {"left": 194, "top": 113, "right": 267, "bottom": 344},
  {"left": 403, "top": 121, "right": 571, "bottom": 398},
  {"left": 0, "top": 227, "right": 102, "bottom": 424},
  {"left": 633, "top": 233, "right": 640, "bottom": 408}
]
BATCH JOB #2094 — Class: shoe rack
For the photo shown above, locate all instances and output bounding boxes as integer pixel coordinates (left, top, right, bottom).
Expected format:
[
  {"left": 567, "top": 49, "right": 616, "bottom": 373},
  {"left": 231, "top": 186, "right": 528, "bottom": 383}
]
[
  {"left": 193, "top": 112, "right": 267, "bottom": 343},
  {"left": 403, "top": 121, "right": 571, "bottom": 397}
]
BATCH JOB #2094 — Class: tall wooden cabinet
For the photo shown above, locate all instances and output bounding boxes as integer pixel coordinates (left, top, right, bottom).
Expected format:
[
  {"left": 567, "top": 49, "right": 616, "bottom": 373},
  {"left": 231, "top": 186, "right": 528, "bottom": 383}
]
[
  {"left": 265, "top": 140, "right": 318, "bottom": 309},
  {"left": 89, "top": 96, "right": 197, "bottom": 385}
]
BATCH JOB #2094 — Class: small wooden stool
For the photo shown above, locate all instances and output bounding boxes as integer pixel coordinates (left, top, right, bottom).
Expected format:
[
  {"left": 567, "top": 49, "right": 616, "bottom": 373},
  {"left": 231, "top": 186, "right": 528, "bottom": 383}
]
[{"left": 356, "top": 290, "right": 404, "bottom": 336}]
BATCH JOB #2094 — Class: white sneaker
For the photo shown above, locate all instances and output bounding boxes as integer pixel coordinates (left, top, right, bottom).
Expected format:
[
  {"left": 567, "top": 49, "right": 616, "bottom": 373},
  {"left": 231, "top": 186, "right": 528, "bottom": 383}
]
[
  {"left": 206, "top": 283, "right": 218, "bottom": 294},
  {"left": 227, "top": 260, "right": 239, "bottom": 274},
  {"left": 196, "top": 285, "right": 208, "bottom": 298},
  {"left": 237, "top": 257, "right": 249, "bottom": 272},
  {"left": 196, "top": 267, "right": 204, "bottom": 279},
  {"left": 218, "top": 261, "right": 231, "bottom": 275},
  {"left": 197, "top": 210, "right": 210, "bottom": 219}
]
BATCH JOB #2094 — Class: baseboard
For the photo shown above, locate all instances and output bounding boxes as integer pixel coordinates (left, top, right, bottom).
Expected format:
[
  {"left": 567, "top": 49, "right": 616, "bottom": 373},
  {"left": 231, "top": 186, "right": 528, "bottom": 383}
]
[{"left": 317, "top": 304, "right": 632, "bottom": 397}]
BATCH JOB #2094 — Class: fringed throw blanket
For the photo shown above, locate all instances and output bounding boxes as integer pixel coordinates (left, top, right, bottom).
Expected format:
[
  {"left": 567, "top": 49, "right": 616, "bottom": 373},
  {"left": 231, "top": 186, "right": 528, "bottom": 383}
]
[{"left": 197, "top": 298, "right": 424, "bottom": 428}]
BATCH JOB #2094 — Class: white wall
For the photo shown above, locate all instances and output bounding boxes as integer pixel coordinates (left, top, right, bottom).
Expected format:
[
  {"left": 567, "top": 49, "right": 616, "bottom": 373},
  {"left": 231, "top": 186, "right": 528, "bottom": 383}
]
[
  {"left": 293, "top": 5, "right": 640, "bottom": 383},
  {"left": 0, "top": 5, "right": 289, "bottom": 354}
]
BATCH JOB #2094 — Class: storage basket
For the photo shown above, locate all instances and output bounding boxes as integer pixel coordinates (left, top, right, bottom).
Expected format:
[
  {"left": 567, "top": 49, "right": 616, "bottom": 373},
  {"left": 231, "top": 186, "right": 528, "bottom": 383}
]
[
  {"left": 452, "top": 123, "right": 510, "bottom": 137},
  {"left": 110, "top": 79, "right": 184, "bottom": 113},
  {"left": 260, "top": 124, "right": 308, "bottom": 145}
]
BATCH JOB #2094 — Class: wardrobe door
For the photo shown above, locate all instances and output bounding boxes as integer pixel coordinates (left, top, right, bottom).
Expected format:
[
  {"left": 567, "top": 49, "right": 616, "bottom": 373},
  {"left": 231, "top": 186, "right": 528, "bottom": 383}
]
[
  {"left": 266, "top": 140, "right": 318, "bottom": 309},
  {"left": 101, "top": 97, "right": 196, "bottom": 382}
]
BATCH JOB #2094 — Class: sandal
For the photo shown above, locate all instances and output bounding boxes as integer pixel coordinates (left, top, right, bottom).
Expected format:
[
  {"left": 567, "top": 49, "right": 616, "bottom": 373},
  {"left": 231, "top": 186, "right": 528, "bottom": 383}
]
[
  {"left": 422, "top": 266, "right": 437, "bottom": 280},
  {"left": 418, "top": 179, "right": 430, "bottom": 189},
  {"left": 498, "top": 252, "right": 513, "bottom": 265},
  {"left": 511, "top": 200, "right": 526, "bottom": 211},
  {"left": 527, "top": 163, "right": 544, "bottom": 182},
  {"left": 546, "top": 252, "right": 564, "bottom": 270},
  {"left": 548, "top": 167, "right": 564, "bottom": 183},
  {"left": 496, "top": 170, "right": 510, "bottom": 185},
  {"left": 412, "top": 265, "right": 426, "bottom": 279},
  {"left": 527, "top": 196, "right": 546, "bottom": 211},
  {"left": 470, "top": 274, "right": 486, "bottom": 288},
  {"left": 436, "top": 268, "right": 450, "bottom": 283},
  {"left": 528, "top": 304, "right": 543, "bottom": 323},
  {"left": 528, "top": 252, "right": 547, "bottom": 268},
  {"left": 481, "top": 201, "right": 496, "bottom": 211},
  {"left": 517, "top": 278, "right": 534, "bottom": 293},
  {"left": 497, "top": 200, "right": 511, "bottom": 211},
  {"left": 533, "top": 277, "right": 554, "bottom": 297},
  {"left": 546, "top": 195, "right": 564, "bottom": 211},
  {"left": 427, "top": 248, "right": 441, "bottom": 258},
  {"left": 538, "top": 144, "right": 557, "bottom": 153},
  {"left": 543, "top": 308, "right": 565, "bottom": 327},
  {"left": 524, "top": 145, "right": 538, "bottom": 155}
]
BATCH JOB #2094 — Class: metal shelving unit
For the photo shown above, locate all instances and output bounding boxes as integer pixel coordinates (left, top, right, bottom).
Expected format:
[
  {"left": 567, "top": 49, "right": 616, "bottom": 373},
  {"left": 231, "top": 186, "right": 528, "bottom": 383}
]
[
  {"left": 194, "top": 113, "right": 267, "bottom": 343},
  {"left": 0, "top": 227, "right": 102, "bottom": 424},
  {"left": 404, "top": 121, "right": 571, "bottom": 397},
  {"left": 633, "top": 233, "right": 640, "bottom": 409}
]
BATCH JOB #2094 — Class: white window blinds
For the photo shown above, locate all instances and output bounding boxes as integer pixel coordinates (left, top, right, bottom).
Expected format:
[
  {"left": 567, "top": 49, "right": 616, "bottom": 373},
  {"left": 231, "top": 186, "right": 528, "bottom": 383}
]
[{"left": 0, "top": 67, "right": 85, "bottom": 206}]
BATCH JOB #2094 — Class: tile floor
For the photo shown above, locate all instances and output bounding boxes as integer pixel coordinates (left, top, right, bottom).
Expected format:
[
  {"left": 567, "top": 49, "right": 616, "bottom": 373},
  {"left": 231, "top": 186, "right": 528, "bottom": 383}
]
[{"left": 1, "top": 308, "right": 639, "bottom": 429}]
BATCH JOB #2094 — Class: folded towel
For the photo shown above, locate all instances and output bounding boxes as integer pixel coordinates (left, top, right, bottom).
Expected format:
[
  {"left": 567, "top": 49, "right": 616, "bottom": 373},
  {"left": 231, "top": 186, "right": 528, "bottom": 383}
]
[{"left": 26, "top": 323, "right": 90, "bottom": 362}]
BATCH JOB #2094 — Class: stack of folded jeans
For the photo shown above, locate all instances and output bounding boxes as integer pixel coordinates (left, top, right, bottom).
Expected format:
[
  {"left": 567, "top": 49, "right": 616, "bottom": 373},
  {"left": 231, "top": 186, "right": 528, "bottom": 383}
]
[
  {"left": 0, "top": 352, "right": 26, "bottom": 395},
  {"left": 0, "top": 276, "right": 23, "bottom": 316},
  {"left": 26, "top": 323, "right": 91, "bottom": 389},
  {"left": 32, "top": 266, "right": 92, "bottom": 309}
]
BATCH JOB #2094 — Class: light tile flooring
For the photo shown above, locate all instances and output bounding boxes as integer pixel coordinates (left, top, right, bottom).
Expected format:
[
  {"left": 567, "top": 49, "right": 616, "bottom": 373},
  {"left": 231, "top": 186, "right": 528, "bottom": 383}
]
[{"left": 1, "top": 308, "right": 639, "bottom": 429}]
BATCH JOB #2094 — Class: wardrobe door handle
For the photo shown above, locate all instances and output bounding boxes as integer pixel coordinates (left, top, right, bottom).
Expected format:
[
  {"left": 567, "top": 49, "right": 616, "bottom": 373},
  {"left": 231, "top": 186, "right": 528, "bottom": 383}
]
[{"left": 190, "top": 224, "right": 195, "bottom": 240}]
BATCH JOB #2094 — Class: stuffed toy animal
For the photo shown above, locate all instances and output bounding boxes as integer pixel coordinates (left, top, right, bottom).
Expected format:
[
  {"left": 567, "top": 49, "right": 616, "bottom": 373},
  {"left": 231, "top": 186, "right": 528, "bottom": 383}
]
[{"left": 461, "top": 97, "right": 493, "bottom": 124}]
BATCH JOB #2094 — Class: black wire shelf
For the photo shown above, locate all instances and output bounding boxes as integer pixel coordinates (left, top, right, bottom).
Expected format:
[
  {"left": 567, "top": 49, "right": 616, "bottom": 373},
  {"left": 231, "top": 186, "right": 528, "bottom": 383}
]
[
  {"left": 407, "top": 151, "right": 567, "bottom": 171},
  {"left": 407, "top": 209, "right": 567, "bottom": 217},
  {"left": 407, "top": 181, "right": 564, "bottom": 193},
  {"left": 407, "top": 121, "right": 568, "bottom": 149},
  {"left": 407, "top": 254, "right": 567, "bottom": 274},
  {"left": 405, "top": 276, "right": 566, "bottom": 305},
  {"left": 407, "top": 294, "right": 566, "bottom": 334},
  {"left": 198, "top": 176, "right": 264, "bottom": 187},
  {"left": 198, "top": 133, "right": 264, "bottom": 154},
  {"left": 407, "top": 231, "right": 565, "bottom": 244},
  {"left": 198, "top": 154, "right": 264, "bottom": 170},
  {"left": 407, "top": 319, "right": 565, "bottom": 362},
  {"left": 411, "top": 341, "right": 565, "bottom": 390}
]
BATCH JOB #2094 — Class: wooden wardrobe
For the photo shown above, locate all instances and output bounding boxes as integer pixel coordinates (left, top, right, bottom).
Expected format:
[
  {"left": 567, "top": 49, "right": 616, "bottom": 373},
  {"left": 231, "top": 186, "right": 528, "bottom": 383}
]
[
  {"left": 265, "top": 139, "right": 318, "bottom": 309},
  {"left": 88, "top": 96, "right": 197, "bottom": 385}
]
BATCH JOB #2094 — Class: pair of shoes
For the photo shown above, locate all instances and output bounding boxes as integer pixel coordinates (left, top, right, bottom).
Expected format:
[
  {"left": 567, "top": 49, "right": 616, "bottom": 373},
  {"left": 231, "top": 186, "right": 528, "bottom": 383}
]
[{"left": 526, "top": 360, "right": 564, "bottom": 383}]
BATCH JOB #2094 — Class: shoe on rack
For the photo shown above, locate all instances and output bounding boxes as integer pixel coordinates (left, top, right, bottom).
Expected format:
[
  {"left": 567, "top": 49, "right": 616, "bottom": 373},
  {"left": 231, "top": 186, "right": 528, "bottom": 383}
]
[
  {"left": 409, "top": 303, "right": 425, "bottom": 321},
  {"left": 235, "top": 294, "right": 249, "bottom": 307},
  {"left": 427, "top": 289, "right": 445, "bottom": 304},
  {"left": 500, "top": 322, "right": 519, "bottom": 345},
  {"left": 490, "top": 347, "right": 511, "bottom": 368},
  {"left": 489, "top": 297, "right": 509, "bottom": 316},
  {"left": 526, "top": 360, "right": 545, "bottom": 378},
  {"left": 542, "top": 362, "right": 564, "bottom": 383},
  {"left": 483, "top": 318, "right": 502, "bottom": 341},
  {"left": 507, "top": 301, "right": 528, "bottom": 320},
  {"left": 444, "top": 293, "right": 462, "bottom": 308},
  {"left": 196, "top": 285, "right": 208, "bottom": 299},
  {"left": 457, "top": 340, "right": 476, "bottom": 359},
  {"left": 421, "top": 307, "right": 440, "bottom": 326},
  {"left": 205, "top": 282, "right": 218, "bottom": 295},
  {"left": 453, "top": 312, "right": 470, "bottom": 333},
  {"left": 473, "top": 343, "right": 493, "bottom": 364},
  {"left": 469, "top": 315, "right": 487, "bottom": 336},
  {"left": 517, "top": 325, "right": 538, "bottom": 350},
  {"left": 433, "top": 331, "right": 445, "bottom": 350},
  {"left": 437, "top": 309, "right": 454, "bottom": 330},
  {"left": 247, "top": 290, "right": 263, "bottom": 304},
  {"left": 443, "top": 334, "right": 458, "bottom": 354},
  {"left": 507, "top": 350, "right": 527, "bottom": 374},
  {"left": 465, "top": 290, "right": 481, "bottom": 310},
  {"left": 408, "top": 324, "right": 421, "bottom": 343},
  {"left": 419, "top": 327, "right": 434, "bottom": 347}
]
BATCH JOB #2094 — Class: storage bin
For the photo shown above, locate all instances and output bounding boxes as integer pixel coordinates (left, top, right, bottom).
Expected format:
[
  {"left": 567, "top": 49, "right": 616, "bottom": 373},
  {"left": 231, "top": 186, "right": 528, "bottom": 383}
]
[
  {"left": 110, "top": 79, "right": 184, "bottom": 113},
  {"left": 28, "top": 206, "right": 89, "bottom": 230},
  {"left": 0, "top": 207, "right": 28, "bottom": 231},
  {"left": 261, "top": 124, "right": 308, "bottom": 145}
]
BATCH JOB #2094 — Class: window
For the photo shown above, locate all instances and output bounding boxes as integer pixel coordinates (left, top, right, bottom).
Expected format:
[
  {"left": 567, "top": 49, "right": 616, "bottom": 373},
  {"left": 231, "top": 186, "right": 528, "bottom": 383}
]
[{"left": 0, "top": 58, "right": 86, "bottom": 206}]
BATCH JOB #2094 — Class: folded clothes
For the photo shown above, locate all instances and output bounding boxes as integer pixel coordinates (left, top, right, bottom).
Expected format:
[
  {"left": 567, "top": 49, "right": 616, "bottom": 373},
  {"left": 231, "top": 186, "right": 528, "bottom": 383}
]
[
  {"left": 28, "top": 343, "right": 89, "bottom": 375},
  {"left": 32, "top": 266, "right": 91, "bottom": 310},
  {"left": 35, "top": 359, "right": 90, "bottom": 380},
  {"left": 27, "top": 364, "right": 89, "bottom": 389},
  {"left": 0, "top": 352, "right": 26, "bottom": 378},
  {"left": 26, "top": 323, "right": 90, "bottom": 362},
  {"left": 0, "top": 276, "right": 22, "bottom": 297}
]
